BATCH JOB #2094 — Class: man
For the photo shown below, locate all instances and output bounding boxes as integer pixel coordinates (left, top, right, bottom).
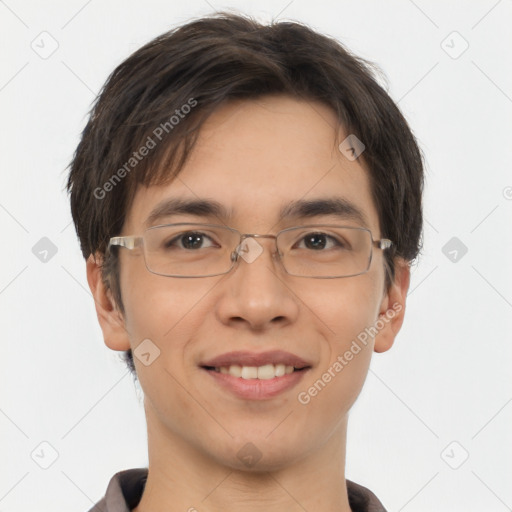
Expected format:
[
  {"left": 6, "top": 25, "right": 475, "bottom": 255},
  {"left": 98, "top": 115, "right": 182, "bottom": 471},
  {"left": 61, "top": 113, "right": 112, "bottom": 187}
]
[{"left": 67, "top": 12, "right": 423, "bottom": 512}]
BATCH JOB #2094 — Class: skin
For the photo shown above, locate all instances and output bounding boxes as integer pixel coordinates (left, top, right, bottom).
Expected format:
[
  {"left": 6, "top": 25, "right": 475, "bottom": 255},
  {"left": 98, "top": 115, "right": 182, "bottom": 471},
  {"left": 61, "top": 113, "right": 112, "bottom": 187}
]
[{"left": 87, "top": 95, "right": 410, "bottom": 512}]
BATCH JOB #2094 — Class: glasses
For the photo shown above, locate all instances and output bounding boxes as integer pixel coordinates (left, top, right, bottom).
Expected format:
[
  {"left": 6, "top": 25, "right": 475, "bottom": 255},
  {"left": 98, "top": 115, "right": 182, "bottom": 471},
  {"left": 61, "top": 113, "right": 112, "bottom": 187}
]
[{"left": 107, "top": 223, "right": 393, "bottom": 279}]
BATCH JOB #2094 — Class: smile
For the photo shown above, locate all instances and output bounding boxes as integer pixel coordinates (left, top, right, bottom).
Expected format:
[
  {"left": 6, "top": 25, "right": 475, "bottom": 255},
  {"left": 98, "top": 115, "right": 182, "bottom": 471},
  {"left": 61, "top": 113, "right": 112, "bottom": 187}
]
[
  {"left": 201, "top": 365, "right": 310, "bottom": 400},
  {"left": 207, "top": 363, "right": 303, "bottom": 379}
]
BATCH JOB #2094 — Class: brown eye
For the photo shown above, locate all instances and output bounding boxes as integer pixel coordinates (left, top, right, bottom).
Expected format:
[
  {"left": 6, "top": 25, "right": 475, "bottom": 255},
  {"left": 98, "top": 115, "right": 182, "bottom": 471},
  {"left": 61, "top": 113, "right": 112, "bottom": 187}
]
[
  {"left": 297, "top": 233, "right": 345, "bottom": 251},
  {"left": 165, "top": 232, "right": 215, "bottom": 250}
]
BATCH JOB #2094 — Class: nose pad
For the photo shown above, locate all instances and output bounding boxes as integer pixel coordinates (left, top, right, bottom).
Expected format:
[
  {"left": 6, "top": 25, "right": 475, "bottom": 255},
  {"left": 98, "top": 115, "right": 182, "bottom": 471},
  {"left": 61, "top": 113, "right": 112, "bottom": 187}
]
[
  {"left": 231, "top": 237, "right": 281, "bottom": 267},
  {"left": 235, "top": 238, "right": 264, "bottom": 264}
]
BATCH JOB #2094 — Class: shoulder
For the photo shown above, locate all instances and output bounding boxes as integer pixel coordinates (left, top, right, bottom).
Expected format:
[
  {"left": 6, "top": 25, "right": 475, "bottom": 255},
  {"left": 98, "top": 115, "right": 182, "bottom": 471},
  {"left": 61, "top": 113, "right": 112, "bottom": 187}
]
[
  {"left": 347, "top": 479, "right": 387, "bottom": 512},
  {"left": 86, "top": 468, "right": 148, "bottom": 512}
]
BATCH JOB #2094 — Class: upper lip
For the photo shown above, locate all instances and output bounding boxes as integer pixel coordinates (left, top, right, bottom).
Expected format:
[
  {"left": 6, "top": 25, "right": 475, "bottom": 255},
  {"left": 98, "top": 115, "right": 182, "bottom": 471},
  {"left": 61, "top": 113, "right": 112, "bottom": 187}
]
[{"left": 200, "top": 350, "right": 311, "bottom": 369}]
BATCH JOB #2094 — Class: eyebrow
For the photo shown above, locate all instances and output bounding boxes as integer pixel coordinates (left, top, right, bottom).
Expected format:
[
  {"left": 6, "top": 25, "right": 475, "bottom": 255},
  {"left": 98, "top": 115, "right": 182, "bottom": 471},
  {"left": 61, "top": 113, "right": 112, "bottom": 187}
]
[{"left": 144, "top": 197, "right": 369, "bottom": 228}]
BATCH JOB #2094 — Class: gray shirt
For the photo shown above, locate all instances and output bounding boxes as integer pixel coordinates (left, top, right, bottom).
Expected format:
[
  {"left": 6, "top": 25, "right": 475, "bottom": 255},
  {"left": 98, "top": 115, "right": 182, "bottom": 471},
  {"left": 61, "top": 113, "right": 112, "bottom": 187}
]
[{"left": 87, "top": 468, "right": 387, "bottom": 512}]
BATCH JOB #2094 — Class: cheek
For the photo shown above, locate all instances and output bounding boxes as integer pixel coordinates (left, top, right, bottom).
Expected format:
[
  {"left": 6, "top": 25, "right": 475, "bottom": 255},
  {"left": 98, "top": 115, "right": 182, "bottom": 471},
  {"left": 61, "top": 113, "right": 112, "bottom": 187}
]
[
  {"left": 292, "top": 274, "right": 382, "bottom": 413},
  {"left": 297, "top": 271, "right": 383, "bottom": 345},
  {"left": 120, "top": 269, "right": 213, "bottom": 417},
  {"left": 122, "top": 272, "right": 212, "bottom": 343}
]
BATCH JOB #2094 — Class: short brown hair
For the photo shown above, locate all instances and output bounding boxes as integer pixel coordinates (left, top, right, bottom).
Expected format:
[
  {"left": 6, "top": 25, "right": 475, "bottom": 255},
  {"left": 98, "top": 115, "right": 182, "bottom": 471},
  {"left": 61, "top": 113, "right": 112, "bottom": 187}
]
[{"left": 66, "top": 12, "right": 424, "bottom": 375}]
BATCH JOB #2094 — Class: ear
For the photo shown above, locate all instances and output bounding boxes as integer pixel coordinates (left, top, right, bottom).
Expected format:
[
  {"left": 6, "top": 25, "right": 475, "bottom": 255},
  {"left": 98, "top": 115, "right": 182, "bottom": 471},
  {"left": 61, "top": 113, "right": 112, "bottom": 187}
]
[
  {"left": 374, "top": 258, "right": 411, "bottom": 353},
  {"left": 86, "top": 253, "right": 131, "bottom": 351}
]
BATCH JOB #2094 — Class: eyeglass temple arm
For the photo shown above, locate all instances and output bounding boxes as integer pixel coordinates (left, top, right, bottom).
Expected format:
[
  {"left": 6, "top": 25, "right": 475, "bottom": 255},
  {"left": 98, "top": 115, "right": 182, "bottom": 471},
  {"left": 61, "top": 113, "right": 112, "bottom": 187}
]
[
  {"left": 108, "top": 236, "right": 142, "bottom": 250},
  {"left": 374, "top": 238, "right": 393, "bottom": 250}
]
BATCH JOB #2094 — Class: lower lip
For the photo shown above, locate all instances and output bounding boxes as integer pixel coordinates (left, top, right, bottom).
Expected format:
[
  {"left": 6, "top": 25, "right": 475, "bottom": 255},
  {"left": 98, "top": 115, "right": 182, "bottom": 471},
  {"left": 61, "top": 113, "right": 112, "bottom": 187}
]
[{"left": 202, "top": 368, "right": 309, "bottom": 400}]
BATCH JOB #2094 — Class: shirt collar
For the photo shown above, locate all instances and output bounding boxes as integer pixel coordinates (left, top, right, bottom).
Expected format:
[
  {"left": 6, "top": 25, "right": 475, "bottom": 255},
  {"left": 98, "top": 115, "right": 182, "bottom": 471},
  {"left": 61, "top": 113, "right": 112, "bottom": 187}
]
[{"left": 90, "top": 468, "right": 387, "bottom": 512}]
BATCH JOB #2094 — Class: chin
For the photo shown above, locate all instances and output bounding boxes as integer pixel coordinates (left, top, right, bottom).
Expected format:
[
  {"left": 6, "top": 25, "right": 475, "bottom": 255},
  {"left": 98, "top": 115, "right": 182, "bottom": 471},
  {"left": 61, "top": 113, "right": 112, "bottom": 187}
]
[
  {"left": 224, "top": 435, "right": 307, "bottom": 472},
  {"left": 224, "top": 450, "right": 301, "bottom": 473}
]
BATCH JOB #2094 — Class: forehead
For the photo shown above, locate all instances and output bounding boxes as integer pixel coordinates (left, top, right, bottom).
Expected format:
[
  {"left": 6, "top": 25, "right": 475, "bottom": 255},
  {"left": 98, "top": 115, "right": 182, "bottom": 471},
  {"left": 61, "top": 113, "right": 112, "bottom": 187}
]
[{"left": 125, "top": 95, "right": 380, "bottom": 234}]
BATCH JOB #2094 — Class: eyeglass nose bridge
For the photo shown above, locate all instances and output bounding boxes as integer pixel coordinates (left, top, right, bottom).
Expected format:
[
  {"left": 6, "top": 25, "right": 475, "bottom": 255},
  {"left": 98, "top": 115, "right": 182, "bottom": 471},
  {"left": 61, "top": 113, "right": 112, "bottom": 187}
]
[{"left": 230, "top": 233, "right": 280, "bottom": 264}]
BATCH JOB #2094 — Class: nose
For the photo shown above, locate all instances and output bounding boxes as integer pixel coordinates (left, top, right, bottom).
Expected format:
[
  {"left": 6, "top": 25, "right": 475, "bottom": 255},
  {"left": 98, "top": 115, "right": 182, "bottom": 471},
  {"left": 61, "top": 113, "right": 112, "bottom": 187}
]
[{"left": 214, "top": 235, "right": 300, "bottom": 331}]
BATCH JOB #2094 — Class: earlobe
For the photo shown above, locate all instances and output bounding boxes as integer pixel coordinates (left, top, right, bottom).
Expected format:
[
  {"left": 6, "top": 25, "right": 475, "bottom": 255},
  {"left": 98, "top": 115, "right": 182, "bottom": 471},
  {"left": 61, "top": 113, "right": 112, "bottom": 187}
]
[
  {"left": 374, "top": 259, "right": 411, "bottom": 353},
  {"left": 86, "top": 253, "right": 131, "bottom": 351}
]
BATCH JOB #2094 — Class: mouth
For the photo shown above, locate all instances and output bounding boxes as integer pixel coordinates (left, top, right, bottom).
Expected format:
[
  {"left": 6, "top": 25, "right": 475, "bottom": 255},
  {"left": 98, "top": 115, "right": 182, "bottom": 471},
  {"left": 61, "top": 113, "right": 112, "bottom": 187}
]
[
  {"left": 201, "top": 363, "right": 309, "bottom": 380},
  {"left": 199, "top": 350, "right": 312, "bottom": 400}
]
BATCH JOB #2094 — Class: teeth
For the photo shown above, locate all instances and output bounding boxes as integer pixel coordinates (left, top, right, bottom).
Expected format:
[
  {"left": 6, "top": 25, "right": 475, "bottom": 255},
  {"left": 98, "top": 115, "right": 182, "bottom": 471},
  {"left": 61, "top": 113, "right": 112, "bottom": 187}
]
[
  {"left": 228, "top": 365, "right": 242, "bottom": 378},
  {"left": 275, "top": 364, "right": 286, "bottom": 377},
  {"left": 256, "top": 364, "right": 275, "bottom": 380},
  {"left": 213, "top": 364, "right": 298, "bottom": 379},
  {"left": 241, "top": 366, "right": 258, "bottom": 379}
]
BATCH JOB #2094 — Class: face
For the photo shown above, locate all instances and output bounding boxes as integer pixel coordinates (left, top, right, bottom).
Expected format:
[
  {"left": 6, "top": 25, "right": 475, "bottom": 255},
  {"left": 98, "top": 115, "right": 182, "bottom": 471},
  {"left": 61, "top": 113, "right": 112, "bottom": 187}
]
[{"left": 91, "top": 95, "right": 408, "bottom": 472}]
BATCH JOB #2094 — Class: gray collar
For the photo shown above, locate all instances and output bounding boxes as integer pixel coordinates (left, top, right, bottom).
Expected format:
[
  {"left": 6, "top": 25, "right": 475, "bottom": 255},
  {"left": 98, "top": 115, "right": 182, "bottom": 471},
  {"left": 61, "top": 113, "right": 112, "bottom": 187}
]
[{"left": 88, "top": 468, "right": 387, "bottom": 512}]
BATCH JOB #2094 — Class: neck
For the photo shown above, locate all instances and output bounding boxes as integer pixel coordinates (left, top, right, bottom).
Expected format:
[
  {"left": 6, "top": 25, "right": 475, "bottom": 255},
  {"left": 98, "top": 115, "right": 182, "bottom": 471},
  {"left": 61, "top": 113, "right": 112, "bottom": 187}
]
[{"left": 133, "top": 407, "right": 352, "bottom": 512}]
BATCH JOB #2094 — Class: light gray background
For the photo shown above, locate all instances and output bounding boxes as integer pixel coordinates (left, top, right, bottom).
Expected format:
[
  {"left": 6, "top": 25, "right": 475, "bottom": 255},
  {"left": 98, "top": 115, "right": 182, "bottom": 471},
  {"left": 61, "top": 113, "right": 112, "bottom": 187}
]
[{"left": 1, "top": 1, "right": 511, "bottom": 511}]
